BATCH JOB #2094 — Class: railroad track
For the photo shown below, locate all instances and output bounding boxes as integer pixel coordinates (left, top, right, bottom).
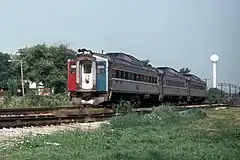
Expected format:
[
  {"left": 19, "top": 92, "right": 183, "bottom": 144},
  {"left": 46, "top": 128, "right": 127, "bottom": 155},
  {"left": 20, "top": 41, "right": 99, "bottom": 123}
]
[
  {"left": 0, "top": 103, "right": 226, "bottom": 116},
  {"left": 0, "top": 110, "right": 153, "bottom": 128},
  {"left": 0, "top": 112, "right": 117, "bottom": 128},
  {"left": 0, "top": 103, "right": 229, "bottom": 128},
  {"left": 0, "top": 106, "right": 81, "bottom": 116}
]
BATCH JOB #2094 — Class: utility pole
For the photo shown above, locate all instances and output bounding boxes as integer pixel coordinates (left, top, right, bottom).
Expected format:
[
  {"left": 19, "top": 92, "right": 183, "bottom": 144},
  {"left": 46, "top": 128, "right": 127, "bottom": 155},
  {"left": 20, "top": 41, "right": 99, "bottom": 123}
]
[
  {"left": 204, "top": 78, "right": 210, "bottom": 89},
  {"left": 20, "top": 59, "right": 24, "bottom": 96},
  {"left": 220, "top": 83, "right": 223, "bottom": 99},
  {"left": 8, "top": 59, "right": 25, "bottom": 96},
  {"left": 217, "top": 82, "right": 230, "bottom": 100},
  {"left": 229, "top": 84, "right": 231, "bottom": 98},
  {"left": 204, "top": 78, "right": 210, "bottom": 84},
  {"left": 239, "top": 87, "right": 240, "bottom": 97},
  {"left": 234, "top": 85, "right": 237, "bottom": 97}
]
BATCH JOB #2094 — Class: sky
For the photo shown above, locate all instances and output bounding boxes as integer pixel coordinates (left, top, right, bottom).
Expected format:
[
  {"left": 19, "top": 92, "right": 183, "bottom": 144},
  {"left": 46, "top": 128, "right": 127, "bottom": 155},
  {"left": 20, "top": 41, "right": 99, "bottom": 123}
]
[{"left": 0, "top": 0, "right": 239, "bottom": 88}]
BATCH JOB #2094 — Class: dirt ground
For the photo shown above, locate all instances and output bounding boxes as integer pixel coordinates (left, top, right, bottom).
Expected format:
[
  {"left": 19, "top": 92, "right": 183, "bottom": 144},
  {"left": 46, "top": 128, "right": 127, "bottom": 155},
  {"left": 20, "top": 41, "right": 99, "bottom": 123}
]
[
  {"left": 0, "top": 135, "right": 9, "bottom": 141},
  {"left": 0, "top": 121, "right": 108, "bottom": 142}
]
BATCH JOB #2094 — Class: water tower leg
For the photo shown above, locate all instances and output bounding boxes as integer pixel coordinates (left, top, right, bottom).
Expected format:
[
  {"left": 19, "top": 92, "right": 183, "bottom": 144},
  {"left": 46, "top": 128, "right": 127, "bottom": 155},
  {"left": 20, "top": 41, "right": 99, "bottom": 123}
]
[{"left": 213, "top": 62, "right": 217, "bottom": 88}]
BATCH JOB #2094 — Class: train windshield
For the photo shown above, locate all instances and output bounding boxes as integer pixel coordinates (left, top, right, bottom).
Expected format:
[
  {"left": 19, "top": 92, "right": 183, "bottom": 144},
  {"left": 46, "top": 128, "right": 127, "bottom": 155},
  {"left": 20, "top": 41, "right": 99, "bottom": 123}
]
[{"left": 83, "top": 63, "right": 92, "bottom": 73}]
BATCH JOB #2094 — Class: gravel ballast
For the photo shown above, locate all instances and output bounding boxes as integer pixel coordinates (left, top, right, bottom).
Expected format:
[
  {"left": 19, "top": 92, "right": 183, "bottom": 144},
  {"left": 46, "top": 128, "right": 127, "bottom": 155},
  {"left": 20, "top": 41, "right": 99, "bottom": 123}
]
[{"left": 0, "top": 121, "right": 108, "bottom": 141}]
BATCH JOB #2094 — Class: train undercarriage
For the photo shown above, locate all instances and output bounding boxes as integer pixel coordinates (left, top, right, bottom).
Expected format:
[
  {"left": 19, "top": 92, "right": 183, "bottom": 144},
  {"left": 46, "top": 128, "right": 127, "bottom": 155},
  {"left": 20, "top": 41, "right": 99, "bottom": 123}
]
[{"left": 69, "top": 91, "right": 206, "bottom": 108}]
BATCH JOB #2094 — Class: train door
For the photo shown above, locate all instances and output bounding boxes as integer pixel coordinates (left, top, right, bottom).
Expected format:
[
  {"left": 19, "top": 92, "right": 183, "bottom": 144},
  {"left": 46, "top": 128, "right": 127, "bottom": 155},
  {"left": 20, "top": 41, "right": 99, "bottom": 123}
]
[
  {"left": 96, "top": 61, "right": 106, "bottom": 91},
  {"left": 67, "top": 60, "right": 77, "bottom": 91},
  {"left": 81, "top": 62, "right": 94, "bottom": 90}
]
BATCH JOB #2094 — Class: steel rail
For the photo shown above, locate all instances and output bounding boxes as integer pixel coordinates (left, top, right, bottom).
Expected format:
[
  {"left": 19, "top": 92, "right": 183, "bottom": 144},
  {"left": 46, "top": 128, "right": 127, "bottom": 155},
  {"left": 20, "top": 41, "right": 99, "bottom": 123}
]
[
  {"left": 0, "top": 112, "right": 117, "bottom": 128},
  {"left": 0, "top": 106, "right": 82, "bottom": 115}
]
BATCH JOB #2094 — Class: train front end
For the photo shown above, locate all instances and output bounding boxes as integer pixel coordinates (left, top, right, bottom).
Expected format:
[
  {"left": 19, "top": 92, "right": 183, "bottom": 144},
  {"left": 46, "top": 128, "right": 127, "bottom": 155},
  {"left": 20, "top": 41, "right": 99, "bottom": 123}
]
[{"left": 67, "top": 49, "right": 109, "bottom": 106}]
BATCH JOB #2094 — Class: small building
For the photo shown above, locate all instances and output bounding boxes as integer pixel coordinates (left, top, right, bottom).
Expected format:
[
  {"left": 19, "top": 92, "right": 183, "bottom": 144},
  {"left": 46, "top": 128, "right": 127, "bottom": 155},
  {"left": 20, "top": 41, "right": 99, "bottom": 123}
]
[{"left": 27, "top": 81, "right": 52, "bottom": 96}]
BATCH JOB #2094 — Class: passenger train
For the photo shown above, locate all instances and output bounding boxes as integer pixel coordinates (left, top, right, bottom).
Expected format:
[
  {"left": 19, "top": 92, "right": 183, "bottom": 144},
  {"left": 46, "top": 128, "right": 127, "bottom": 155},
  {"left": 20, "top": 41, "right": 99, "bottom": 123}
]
[{"left": 67, "top": 48, "right": 207, "bottom": 107}]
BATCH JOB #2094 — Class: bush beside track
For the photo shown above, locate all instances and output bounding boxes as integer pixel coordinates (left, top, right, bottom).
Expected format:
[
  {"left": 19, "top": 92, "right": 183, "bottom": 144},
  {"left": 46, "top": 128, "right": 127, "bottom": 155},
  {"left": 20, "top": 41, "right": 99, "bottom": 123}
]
[
  {"left": 0, "top": 105, "right": 239, "bottom": 160},
  {"left": 0, "top": 92, "right": 71, "bottom": 108}
]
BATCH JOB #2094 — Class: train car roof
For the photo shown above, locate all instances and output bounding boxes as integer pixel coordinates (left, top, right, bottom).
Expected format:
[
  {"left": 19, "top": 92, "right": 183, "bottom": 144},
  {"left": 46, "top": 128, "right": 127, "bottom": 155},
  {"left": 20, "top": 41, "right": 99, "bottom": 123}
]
[
  {"left": 156, "top": 66, "right": 181, "bottom": 74},
  {"left": 105, "top": 52, "right": 157, "bottom": 70},
  {"left": 185, "top": 73, "right": 205, "bottom": 83},
  {"left": 105, "top": 52, "right": 140, "bottom": 63}
]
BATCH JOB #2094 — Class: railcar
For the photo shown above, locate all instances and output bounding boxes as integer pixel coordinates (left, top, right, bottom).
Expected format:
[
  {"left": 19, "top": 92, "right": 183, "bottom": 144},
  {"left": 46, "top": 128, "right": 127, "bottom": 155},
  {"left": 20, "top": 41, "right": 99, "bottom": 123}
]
[
  {"left": 68, "top": 49, "right": 110, "bottom": 105},
  {"left": 107, "top": 52, "right": 162, "bottom": 106},
  {"left": 157, "top": 67, "right": 190, "bottom": 103},
  {"left": 67, "top": 48, "right": 207, "bottom": 106},
  {"left": 186, "top": 74, "right": 207, "bottom": 104}
]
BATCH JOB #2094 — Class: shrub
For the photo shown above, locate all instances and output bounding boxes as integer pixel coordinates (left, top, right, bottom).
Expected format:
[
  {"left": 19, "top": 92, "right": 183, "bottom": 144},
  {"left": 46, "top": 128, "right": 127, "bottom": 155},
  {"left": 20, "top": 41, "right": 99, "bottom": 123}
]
[
  {"left": 1, "top": 91, "right": 71, "bottom": 108},
  {"left": 112, "top": 100, "right": 134, "bottom": 113},
  {"left": 105, "top": 105, "right": 207, "bottom": 129}
]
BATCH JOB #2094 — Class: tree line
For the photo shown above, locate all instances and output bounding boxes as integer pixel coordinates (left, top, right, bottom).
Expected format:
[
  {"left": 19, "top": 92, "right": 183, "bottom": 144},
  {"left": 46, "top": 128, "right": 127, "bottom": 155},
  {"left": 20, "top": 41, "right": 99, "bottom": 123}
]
[{"left": 0, "top": 43, "right": 76, "bottom": 95}]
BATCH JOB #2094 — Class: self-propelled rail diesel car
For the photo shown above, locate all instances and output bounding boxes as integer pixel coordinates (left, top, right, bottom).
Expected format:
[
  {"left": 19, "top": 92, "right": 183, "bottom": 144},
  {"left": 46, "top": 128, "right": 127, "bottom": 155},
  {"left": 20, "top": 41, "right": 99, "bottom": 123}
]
[{"left": 67, "top": 49, "right": 207, "bottom": 106}]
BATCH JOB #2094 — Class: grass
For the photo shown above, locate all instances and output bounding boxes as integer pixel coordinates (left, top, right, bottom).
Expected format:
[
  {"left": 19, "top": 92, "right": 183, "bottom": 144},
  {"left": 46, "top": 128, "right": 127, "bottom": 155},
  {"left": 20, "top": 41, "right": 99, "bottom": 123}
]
[
  {"left": 0, "top": 93, "right": 71, "bottom": 108},
  {"left": 0, "top": 106, "right": 240, "bottom": 160}
]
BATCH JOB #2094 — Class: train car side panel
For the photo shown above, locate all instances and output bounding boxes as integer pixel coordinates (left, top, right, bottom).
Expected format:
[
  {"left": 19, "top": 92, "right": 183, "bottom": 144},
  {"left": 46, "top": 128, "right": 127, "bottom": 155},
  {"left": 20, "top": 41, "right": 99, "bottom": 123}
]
[
  {"left": 93, "top": 54, "right": 109, "bottom": 92},
  {"left": 67, "top": 60, "right": 77, "bottom": 91},
  {"left": 189, "top": 82, "right": 206, "bottom": 97},
  {"left": 111, "top": 78, "right": 159, "bottom": 94},
  {"left": 96, "top": 61, "right": 107, "bottom": 91},
  {"left": 163, "top": 76, "right": 187, "bottom": 96}
]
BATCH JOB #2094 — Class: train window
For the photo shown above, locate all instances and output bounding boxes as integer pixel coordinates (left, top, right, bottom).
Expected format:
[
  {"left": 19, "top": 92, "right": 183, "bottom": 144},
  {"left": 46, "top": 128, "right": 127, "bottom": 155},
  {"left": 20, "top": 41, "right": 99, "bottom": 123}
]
[
  {"left": 116, "top": 70, "right": 120, "bottom": 78},
  {"left": 120, "top": 71, "right": 124, "bottom": 79},
  {"left": 146, "top": 76, "right": 149, "bottom": 82},
  {"left": 129, "top": 72, "right": 134, "bottom": 80},
  {"left": 154, "top": 77, "right": 157, "bottom": 84},
  {"left": 166, "top": 80, "right": 185, "bottom": 87},
  {"left": 141, "top": 75, "right": 144, "bottom": 81},
  {"left": 97, "top": 68, "right": 105, "bottom": 74},
  {"left": 71, "top": 64, "right": 76, "bottom": 69},
  {"left": 125, "top": 72, "right": 129, "bottom": 79},
  {"left": 134, "top": 73, "right": 137, "bottom": 81},
  {"left": 112, "top": 69, "right": 116, "bottom": 78},
  {"left": 165, "top": 80, "right": 167, "bottom": 85},
  {"left": 151, "top": 77, "right": 154, "bottom": 83},
  {"left": 97, "top": 67, "right": 100, "bottom": 74},
  {"left": 138, "top": 74, "right": 141, "bottom": 81},
  {"left": 100, "top": 68, "right": 105, "bottom": 74},
  {"left": 83, "top": 63, "right": 92, "bottom": 73}
]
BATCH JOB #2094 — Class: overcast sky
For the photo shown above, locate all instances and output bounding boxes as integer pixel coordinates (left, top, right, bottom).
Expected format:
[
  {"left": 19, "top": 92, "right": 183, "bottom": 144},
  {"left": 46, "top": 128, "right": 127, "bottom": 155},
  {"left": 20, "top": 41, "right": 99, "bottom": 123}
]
[{"left": 0, "top": 0, "right": 239, "bottom": 87}]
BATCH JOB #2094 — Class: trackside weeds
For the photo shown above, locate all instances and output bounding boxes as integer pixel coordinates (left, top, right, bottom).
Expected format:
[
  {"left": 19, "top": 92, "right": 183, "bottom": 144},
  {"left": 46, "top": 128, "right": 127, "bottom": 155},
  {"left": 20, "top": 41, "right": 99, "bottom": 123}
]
[
  {"left": 1, "top": 93, "right": 71, "bottom": 108},
  {"left": 0, "top": 106, "right": 240, "bottom": 160}
]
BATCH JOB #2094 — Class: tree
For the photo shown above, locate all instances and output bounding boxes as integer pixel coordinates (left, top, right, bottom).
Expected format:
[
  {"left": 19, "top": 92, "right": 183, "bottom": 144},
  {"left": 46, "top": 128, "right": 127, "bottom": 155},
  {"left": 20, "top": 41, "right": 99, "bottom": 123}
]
[
  {"left": 14, "top": 43, "right": 76, "bottom": 94},
  {"left": 207, "top": 88, "right": 225, "bottom": 103},
  {"left": 179, "top": 68, "right": 191, "bottom": 75},
  {"left": 0, "top": 52, "right": 17, "bottom": 88},
  {"left": 141, "top": 59, "right": 150, "bottom": 66}
]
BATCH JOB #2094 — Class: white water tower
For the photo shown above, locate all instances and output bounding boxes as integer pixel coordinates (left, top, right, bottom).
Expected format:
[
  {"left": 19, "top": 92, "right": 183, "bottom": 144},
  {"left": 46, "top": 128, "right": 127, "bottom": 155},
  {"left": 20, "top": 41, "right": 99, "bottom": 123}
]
[{"left": 210, "top": 54, "right": 219, "bottom": 88}]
